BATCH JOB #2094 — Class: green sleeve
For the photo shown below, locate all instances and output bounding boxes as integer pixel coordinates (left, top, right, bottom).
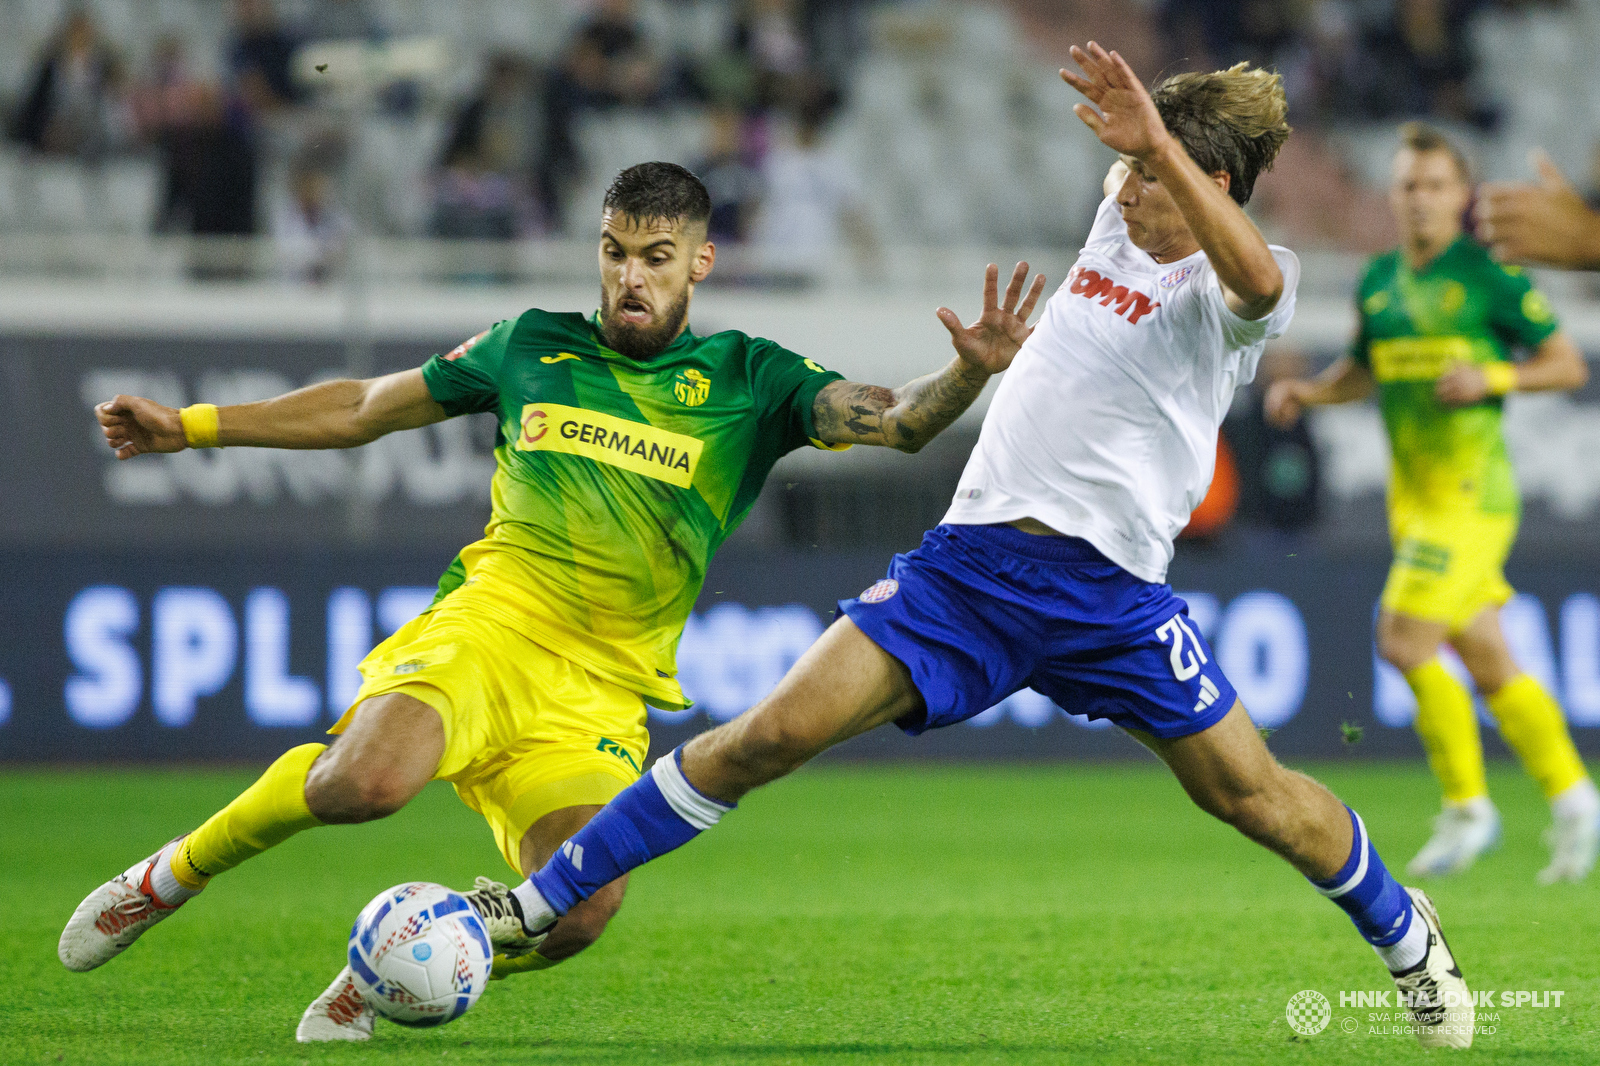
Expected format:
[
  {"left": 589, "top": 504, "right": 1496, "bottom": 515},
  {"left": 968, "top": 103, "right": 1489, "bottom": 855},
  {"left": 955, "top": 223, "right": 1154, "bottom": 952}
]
[
  {"left": 1348, "top": 269, "right": 1376, "bottom": 368},
  {"left": 748, "top": 338, "right": 848, "bottom": 452},
  {"left": 1484, "top": 262, "right": 1559, "bottom": 352},
  {"left": 419, "top": 318, "right": 517, "bottom": 416}
]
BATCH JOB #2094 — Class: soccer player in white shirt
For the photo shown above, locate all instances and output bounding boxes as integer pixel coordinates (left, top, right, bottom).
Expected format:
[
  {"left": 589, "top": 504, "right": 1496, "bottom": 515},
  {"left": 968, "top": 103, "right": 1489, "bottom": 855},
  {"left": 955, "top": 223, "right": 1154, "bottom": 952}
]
[{"left": 475, "top": 45, "right": 1476, "bottom": 1048}]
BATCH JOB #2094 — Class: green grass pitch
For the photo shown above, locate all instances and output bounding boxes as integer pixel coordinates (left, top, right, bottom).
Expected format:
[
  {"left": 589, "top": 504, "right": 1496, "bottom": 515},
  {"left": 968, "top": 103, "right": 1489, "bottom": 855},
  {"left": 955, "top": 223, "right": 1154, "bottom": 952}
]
[{"left": 3, "top": 760, "right": 1594, "bottom": 1064}]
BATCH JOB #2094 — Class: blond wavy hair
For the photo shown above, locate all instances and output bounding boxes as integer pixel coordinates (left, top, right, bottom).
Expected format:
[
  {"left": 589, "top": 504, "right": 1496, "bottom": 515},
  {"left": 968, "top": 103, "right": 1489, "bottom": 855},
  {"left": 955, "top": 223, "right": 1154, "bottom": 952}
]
[{"left": 1151, "top": 62, "right": 1291, "bottom": 205}]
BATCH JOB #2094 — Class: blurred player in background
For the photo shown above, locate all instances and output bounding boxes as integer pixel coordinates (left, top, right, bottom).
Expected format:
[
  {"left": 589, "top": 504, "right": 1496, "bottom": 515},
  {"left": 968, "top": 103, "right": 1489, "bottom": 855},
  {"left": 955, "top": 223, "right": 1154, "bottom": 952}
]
[
  {"left": 1268, "top": 123, "right": 1597, "bottom": 883},
  {"left": 475, "top": 48, "right": 1478, "bottom": 1049},
  {"left": 60, "top": 162, "right": 1046, "bottom": 1041},
  {"left": 1477, "top": 149, "right": 1600, "bottom": 270}
]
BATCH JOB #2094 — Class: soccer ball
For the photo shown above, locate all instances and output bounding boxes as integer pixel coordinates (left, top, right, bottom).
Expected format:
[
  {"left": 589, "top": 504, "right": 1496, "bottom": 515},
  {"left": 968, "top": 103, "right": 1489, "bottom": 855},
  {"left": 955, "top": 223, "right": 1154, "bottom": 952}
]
[{"left": 347, "top": 882, "right": 493, "bottom": 1027}]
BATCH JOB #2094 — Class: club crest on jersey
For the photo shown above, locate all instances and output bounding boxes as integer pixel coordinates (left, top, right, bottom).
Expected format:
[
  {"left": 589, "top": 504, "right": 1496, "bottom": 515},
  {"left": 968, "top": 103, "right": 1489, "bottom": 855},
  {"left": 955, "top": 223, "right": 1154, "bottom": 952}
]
[
  {"left": 1067, "top": 266, "right": 1160, "bottom": 324},
  {"left": 674, "top": 368, "right": 711, "bottom": 407},
  {"left": 1158, "top": 265, "right": 1194, "bottom": 288},
  {"left": 859, "top": 579, "right": 899, "bottom": 604}
]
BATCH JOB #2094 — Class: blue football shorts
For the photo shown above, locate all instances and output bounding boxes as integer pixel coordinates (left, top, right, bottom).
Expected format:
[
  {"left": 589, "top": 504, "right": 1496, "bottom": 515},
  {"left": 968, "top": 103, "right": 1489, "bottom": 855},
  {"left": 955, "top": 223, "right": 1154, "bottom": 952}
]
[{"left": 839, "top": 523, "right": 1237, "bottom": 739}]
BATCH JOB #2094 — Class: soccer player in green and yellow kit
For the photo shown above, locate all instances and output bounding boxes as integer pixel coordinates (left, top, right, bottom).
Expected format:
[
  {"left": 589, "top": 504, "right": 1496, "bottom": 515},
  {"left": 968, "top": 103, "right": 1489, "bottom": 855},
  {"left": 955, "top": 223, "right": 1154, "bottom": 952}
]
[
  {"left": 1269, "top": 123, "right": 1596, "bottom": 884},
  {"left": 60, "top": 162, "right": 1047, "bottom": 1040}
]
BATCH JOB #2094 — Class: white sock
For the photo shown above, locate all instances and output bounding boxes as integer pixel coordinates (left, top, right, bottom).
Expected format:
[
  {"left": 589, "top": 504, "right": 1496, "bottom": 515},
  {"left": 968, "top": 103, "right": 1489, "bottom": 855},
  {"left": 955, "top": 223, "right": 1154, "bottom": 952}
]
[
  {"left": 1374, "top": 906, "right": 1430, "bottom": 972},
  {"left": 144, "top": 840, "right": 200, "bottom": 906},
  {"left": 510, "top": 880, "right": 557, "bottom": 932},
  {"left": 1552, "top": 778, "right": 1600, "bottom": 821}
]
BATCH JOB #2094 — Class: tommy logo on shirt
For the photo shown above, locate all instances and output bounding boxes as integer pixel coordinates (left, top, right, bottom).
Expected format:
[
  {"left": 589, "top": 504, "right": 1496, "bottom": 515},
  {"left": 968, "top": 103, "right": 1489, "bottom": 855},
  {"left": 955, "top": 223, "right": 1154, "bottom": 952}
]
[{"left": 1068, "top": 266, "right": 1161, "bottom": 325}]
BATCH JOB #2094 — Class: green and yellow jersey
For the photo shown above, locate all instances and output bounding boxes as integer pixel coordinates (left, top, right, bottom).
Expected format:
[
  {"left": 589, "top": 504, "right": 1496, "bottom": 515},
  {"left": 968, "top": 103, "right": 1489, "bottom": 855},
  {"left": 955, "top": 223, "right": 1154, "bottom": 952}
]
[
  {"left": 419, "top": 308, "right": 845, "bottom": 710},
  {"left": 1350, "top": 235, "right": 1558, "bottom": 518}
]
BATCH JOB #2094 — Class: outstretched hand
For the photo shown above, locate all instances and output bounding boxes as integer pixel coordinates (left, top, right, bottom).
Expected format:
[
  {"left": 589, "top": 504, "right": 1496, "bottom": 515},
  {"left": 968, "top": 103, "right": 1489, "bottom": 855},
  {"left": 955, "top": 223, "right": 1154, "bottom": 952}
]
[
  {"left": 937, "top": 262, "right": 1047, "bottom": 375},
  {"left": 1060, "top": 42, "right": 1170, "bottom": 160},
  {"left": 96, "top": 395, "right": 186, "bottom": 459},
  {"left": 1475, "top": 151, "right": 1600, "bottom": 269}
]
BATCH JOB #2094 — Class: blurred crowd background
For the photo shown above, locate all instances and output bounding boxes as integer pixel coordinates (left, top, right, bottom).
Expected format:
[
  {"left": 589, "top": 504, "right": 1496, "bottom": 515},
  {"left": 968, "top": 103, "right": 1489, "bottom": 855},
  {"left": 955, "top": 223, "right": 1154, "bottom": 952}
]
[
  {"left": 4, "top": 0, "right": 1600, "bottom": 550},
  {"left": 7, "top": 0, "right": 1600, "bottom": 270}
]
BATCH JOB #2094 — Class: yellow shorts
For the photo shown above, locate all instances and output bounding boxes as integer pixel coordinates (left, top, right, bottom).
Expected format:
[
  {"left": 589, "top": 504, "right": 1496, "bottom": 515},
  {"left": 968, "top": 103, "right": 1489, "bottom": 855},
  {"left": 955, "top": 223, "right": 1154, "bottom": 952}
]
[
  {"left": 332, "top": 601, "right": 648, "bottom": 875},
  {"left": 1381, "top": 508, "right": 1517, "bottom": 632}
]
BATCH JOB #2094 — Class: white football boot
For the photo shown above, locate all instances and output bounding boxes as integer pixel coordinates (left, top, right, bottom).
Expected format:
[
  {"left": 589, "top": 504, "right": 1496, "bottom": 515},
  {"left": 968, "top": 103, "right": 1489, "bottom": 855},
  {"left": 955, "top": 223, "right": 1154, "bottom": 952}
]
[
  {"left": 296, "top": 964, "right": 375, "bottom": 1042},
  {"left": 461, "top": 877, "right": 551, "bottom": 957},
  {"left": 1406, "top": 800, "right": 1500, "bottom": 878},
  {"left": 1389, "top": 887, "right": 1474, "bottom": 1049},
  {"left": 58, "top": 840, "right": 188, "bottom": 972},
  {"left": 1537, "top": 808, "right": 1600, "bottom": 885}
]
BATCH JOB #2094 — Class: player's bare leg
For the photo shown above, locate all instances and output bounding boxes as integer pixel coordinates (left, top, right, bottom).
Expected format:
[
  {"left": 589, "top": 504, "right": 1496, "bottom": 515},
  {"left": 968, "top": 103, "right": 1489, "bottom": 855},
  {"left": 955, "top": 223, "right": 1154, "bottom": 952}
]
[
  {"left": 66, "top": 693, "right": 443, "bottom": 975},
  {"left": 492, "top": 618, "right": 915, "bottom": 935},
  {"left": 473, "top": 805, "right": 631, "bottom": 979},
  {"left": 1125, "top": 701, "right": 1349, "bottom": 878},
  {"left": 1379, "top": 609, "right": 1502, "bottom": 876},
  {"left": 1133, "top": 701, "right": 1473, "bottom": 1048},
  {"left": 680, "top": 617, "right": 923, "bottom": 801},
  {"left": 1451, "top": 608, "right": 1600, "bottom": 882}
]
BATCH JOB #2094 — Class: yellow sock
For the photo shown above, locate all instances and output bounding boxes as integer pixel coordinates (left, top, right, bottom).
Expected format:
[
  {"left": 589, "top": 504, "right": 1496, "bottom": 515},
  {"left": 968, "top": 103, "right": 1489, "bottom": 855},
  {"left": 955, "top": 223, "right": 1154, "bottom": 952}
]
[
  {"left": 1405, "top": 658, "right": 1488, "bottom": 804},
  {"left": 490, "top": 950, "right": 559, "bottom": 981},
  {"left": 1485, "top": 674, "right": 1588, "bottom": 800},
  {"left": 171, "top": 743, "right": 326, "bottom": 890}
]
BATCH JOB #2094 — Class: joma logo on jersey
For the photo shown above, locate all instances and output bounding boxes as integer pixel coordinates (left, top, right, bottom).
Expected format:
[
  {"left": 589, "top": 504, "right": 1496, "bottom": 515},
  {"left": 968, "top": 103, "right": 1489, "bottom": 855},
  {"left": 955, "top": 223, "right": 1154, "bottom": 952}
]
[
  {"left": 1068, "top": 267, "right": 1160, "bottom": 324},
  {"left": 514, "top": 402, "right": 703, "bottom": 488},
  {"left": 674, "top": 368, "right": 711, "bottom": 407}
]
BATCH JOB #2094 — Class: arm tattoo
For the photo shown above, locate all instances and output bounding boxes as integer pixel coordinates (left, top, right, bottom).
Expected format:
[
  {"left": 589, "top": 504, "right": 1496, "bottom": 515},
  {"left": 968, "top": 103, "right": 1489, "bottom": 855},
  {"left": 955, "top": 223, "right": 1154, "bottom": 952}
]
[
  {"left": 813, "top": 382, "right": 896, "bottom": 444},
  {"left": 811, "top": 362, "right": 990, "bottom": 451}
]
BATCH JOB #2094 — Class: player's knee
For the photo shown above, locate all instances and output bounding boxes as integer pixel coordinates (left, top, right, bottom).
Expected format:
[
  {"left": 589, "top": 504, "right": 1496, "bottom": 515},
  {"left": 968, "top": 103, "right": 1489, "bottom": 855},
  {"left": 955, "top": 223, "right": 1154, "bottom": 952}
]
[
  {"left": 305, "top": 760, "right": 415, "bottom": 823},
  {"left": 1376, "top": 630, "right": 1426, "bottom": 673}
]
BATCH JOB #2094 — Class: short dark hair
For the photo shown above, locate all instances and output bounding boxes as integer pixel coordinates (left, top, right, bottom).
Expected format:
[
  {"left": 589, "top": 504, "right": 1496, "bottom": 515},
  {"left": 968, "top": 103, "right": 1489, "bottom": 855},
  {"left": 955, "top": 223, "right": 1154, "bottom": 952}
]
[
  {"left": 602, "top": 162, "right": 712, "bottom": 230},
  {"left": 1398, "top": 121, "right": 1471, "bottom": 183},
  {"left": 1151, "top": 63, "right": 1291, "bottom": 206}
]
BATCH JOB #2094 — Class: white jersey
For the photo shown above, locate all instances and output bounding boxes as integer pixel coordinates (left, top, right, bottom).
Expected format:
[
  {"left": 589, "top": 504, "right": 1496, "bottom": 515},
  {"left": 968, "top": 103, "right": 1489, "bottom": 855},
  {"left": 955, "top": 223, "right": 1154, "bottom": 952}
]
[{"left": 942, "top": 196, "right": 1300, "bottom": 583}]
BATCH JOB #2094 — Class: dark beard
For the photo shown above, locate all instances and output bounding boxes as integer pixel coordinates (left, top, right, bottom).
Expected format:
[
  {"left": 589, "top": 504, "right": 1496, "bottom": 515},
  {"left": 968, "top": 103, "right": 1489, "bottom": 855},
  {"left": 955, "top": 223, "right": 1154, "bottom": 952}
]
[{"left": 598, "top": 288, "right": 690, "bottom": 360}]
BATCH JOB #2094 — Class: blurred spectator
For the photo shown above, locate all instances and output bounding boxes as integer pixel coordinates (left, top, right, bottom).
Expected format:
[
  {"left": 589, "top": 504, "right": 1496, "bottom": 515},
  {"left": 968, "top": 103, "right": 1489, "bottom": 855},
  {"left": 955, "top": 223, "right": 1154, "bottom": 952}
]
[
  {"left": 692, "top": 106, "right": 764, "bottom": 242},
  {"left": 271, "top": 158, "right": 351, "bottom": 283},
  {"left": 734, "top": 0, "right": 810, "bottom": 106},
  {"left": 434, "top": 54, "right": 548, "bottom": 239},
  {"left": 749, "top": 86, "right": 876, "bottom": 274},
  {"left": 1373, "top": 0, "right": 1492, "bottom": 127},
  {"left": 557, "top": 0, "right": 667, "bottom": 110},
  {"left": 229, "top": 0, "right": 301, "bottom": 114},
  {"left": 126, "top": 33, "right": 259, "bottom": 261},
  {"left": 8, "top": 9, "right": 126, "bottom": 160},
  {"left": 430, "top": 147, "right": 527, "bottom": 242},
  {"left": 800, "top": 0, "right": 867, "bottom": 83},
  {"left": 1157, "top": 0, "right": 1308, "bottom": 70}
]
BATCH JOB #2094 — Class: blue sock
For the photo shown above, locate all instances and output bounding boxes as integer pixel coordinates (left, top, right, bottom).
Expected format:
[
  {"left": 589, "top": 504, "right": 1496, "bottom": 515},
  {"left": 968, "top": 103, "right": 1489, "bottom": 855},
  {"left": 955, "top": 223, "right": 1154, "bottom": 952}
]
[
  {"left": 515, "top": 748, "right": 733, "bottom": 921},
  {"left": 1311, "top": 806, "right": 1414, "bottom": 946}
]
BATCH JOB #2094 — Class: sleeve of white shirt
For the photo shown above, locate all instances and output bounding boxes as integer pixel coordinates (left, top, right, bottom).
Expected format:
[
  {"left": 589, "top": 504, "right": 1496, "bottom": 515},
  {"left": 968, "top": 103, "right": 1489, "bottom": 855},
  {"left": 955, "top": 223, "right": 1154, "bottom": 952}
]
[{"left": 1210, "top": 246, "right": 1300, "bottom": 347}]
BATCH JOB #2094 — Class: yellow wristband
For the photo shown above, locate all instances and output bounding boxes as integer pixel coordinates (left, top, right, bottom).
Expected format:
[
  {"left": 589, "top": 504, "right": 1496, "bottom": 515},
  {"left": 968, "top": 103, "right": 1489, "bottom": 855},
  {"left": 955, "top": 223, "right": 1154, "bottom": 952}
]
[
  {"left": 1482, "top": 362, "right": 1518, "bottom": 396},
  {"left": 179, "top": 403, "right": 221, "bottom": 448}
]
